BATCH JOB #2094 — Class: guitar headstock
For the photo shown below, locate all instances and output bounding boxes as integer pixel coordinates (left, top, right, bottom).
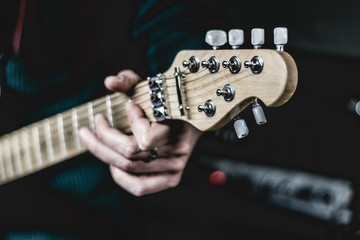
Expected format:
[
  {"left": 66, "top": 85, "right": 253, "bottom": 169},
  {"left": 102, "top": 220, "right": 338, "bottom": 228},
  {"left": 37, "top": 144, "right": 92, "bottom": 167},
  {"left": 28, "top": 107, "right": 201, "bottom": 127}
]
[{"left": 148, "top": 28, "right": 298, "bottom": 137}]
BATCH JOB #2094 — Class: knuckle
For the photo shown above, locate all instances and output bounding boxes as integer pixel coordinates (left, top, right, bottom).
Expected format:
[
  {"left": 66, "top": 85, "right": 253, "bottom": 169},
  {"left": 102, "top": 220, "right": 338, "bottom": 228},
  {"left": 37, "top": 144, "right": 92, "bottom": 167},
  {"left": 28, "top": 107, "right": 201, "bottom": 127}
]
[
  {"left": 123, "top": 143, "right": 139, "bottom": 158},
  {"left": 138, "top": 134, "right": 153, "bottom": 150},
  {"left": 172, "top": 159, "right": 186, "bottom": 172},
  {"left": 122, "top": 160, "right": 135, "bottom": 172}
]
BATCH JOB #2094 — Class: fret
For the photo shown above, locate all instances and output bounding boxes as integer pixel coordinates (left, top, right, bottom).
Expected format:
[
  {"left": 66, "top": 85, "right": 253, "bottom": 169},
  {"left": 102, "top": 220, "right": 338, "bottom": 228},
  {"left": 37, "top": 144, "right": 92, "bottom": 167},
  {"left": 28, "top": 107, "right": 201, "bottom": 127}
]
[
  {"left": 106, "top": 95, "right": 114, "bottom": 127},
  {"left": 44, "top": 119, "right": 55, "bottom": 162},
  {"left": 112, "top": 94, "right": 130, "bottom": 131},
  {"left": 3, "top": 136, "right": 14, "bottom": 179},
  {"left": 0, "top": 141, "right": 6, "bottom": 182},
  {"left": 10, "top": 133, "right": 22, "bottom": 176},
  {"left": 72, "top": 108, "right": 82, "bottom": 151},
  {"left": 57, "top": 114, "right": 67, "bottom": 158},
  {"left": 31, "top": 125, "right": 43, "bottom": 168},
  {"left": 87, "top": 102, "right": 95, "bottom": 132},
  {"left": 20, "top": 128, "right": 32, "bottom": 172},
  {"left": 61, "top": 110, "right": 80, "bottom": 157}
]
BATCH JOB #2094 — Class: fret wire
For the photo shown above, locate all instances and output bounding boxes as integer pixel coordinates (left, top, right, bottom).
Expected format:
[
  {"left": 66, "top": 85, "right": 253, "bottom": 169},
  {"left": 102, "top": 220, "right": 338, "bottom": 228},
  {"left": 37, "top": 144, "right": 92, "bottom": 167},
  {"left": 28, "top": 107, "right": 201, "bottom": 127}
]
[
  {"left": 33, "top": 93, "right": 136, "bottom": 138},
  {"left": 0, "top": 140, "right": 6, "bottom": 181},
  {"left": 57, "top": 114, "right": 67, "bottom": 158},
  {"left": 11, "top": 133, "right": 22, "bottom": 176},
  {"left": 106, "top": 95, "right": 114, "bottom": 127},
  {"left": 32, "top": 125, "right": 43, "bottom": 168},
  {"left": 3, "top": 136, "right": 14, "bottom": 178},
  {"left": 0, "top": 82, "right": 153, "bottom": 180},
  {"left": 44, "top": 119, "right": 55, "bottom": 162},
  {"left": 72, "top": 108, "right": 82, "bottom": 151},
  {"left": 51, "top": 97, "right": 128, "bottom": 132},
  {"left": 21, "top": 128, "right": 32, "bottom": 172},
  {"left": 87, "top": 102, "right": 95, "bottom": 132}
]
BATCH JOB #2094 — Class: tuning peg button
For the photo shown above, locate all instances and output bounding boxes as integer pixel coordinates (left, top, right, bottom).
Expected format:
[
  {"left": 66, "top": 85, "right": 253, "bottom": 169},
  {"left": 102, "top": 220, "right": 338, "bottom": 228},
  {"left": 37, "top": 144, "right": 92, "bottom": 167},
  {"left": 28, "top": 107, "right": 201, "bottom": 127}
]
[
  {"left": 251, "top": 28, "right": 265, "bottom": 49},
  {"left": 274, "top": 27, "right": 288, "bottom": 51},
  {"left": 234, "top": 118, "right": 249, "bottom": 139},
  {"left": 252, "top": 98, "right": 267, "bottom": 125},
  {"left": 205, "top": 30, "right": 227, "bottom": 50},
  {"left": 228, "top": 29, "right": 244, "bottom": 49}
]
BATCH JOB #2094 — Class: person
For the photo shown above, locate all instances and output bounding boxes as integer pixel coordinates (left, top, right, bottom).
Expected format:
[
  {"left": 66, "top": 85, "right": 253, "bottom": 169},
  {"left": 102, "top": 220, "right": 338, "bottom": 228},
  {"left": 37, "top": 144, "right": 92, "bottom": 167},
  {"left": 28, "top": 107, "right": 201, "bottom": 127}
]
[{"left": 0, "top": 0, "right": 226, "bottom": 239}]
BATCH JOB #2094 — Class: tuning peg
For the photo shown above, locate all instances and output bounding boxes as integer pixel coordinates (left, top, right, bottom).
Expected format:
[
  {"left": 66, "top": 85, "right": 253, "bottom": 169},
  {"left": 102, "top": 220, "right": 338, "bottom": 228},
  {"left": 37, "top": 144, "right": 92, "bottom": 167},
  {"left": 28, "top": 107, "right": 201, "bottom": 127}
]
[
  {"left": 251, "top": 28, "right": 265, "bottom": 49},
  {"left": 274, "top": 27, "right": 288, "bottom": 51},
  {"left": 252, "top": 98, "right": 267, "bottom": 125},
  {"left": 205, "top": 30, "right": 227, "bottom": 50},
  {"left": 233, "top": 117, "right": 249, "bottom": 139},
  {"left": 228, "top": 29, "right": 244, "bottom": 49}
]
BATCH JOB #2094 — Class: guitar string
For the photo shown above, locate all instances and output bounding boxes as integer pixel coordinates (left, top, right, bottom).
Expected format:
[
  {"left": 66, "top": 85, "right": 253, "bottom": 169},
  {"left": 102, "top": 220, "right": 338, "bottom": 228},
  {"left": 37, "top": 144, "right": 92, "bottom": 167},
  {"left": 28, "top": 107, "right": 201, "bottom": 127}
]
[
  {"left": 0, "top": 53, "right": 256, "bottom": 177},
  {"left": 1, "top": 66, "right": 248, "bottom": 150},
  {"left": 47, "top": 67, "right": 242, "bottom": 133},
  {"left": 1, "top": 55, "right": 252, "bottom": 160},
  {"left": 44, "top": 52, "right": 253, "bottom": 133}
]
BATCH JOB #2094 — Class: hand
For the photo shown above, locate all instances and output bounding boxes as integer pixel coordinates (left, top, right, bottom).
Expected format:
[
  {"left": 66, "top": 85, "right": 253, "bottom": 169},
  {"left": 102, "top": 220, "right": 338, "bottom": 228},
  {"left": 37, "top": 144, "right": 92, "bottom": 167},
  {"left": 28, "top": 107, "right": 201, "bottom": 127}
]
[{"left": 79, "top": 70, "right": 202, "bottom": 196}]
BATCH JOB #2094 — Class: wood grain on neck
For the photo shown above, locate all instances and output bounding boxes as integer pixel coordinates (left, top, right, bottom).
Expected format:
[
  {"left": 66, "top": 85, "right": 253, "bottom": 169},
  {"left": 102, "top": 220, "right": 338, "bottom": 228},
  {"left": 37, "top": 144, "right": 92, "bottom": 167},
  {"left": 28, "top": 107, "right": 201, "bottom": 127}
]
[{"left": 0, "top": 81, "right": 152, "bottom": 185}]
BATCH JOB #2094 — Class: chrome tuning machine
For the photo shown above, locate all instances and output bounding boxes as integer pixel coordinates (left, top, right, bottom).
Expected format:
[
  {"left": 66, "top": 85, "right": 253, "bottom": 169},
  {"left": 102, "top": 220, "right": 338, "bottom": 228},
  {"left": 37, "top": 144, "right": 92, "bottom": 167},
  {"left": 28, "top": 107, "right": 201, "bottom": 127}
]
[
  {"left": 182, "top": 56, "right": 200, "bottom": 73},
  {"left": 216, "top": 84, "right": 235, "bottom": 102},
  {"left": 198, "top": 100, "right": 216, "bottom": 117},
  {"left": 201, "top": 56, "right": 220, "bottom": 73},
  {"left": 222, "top": 56, "right": 241, "bottom": 74},
  {"left": 244, "top": 56, "right": 264, "bottom": 74}
]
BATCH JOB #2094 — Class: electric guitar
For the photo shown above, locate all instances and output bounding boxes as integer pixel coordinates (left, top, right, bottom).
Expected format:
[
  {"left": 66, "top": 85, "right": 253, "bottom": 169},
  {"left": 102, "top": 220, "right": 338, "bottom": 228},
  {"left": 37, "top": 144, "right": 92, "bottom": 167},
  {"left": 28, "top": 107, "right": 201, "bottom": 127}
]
[{"left": 0, "top": 29, "right": 298, "bottom": 186}]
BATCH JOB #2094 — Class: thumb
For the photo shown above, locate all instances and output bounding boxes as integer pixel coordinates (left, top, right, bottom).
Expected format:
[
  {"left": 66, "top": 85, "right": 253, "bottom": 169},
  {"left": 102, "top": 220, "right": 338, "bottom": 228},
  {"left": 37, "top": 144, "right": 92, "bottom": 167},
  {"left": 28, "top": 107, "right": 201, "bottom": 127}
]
[{"left": 105, "top": 69, "right": 142, "bottom": 93}]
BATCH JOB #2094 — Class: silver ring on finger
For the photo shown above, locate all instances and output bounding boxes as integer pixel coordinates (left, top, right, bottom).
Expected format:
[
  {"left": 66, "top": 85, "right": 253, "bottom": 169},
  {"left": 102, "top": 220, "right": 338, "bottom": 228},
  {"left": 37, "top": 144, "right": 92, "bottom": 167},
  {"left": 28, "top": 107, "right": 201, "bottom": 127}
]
[{"left": 143, "top": 147, "right": 158, "bottom": 163}]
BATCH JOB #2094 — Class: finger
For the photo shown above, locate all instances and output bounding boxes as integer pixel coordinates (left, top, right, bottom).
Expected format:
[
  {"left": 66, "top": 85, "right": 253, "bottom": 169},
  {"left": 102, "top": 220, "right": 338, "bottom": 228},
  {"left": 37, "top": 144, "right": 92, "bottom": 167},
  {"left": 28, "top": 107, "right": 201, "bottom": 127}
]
[
  {"left": 109, "top": 165, "right": 182, "bottom": 196},
  {"left": 126, "top": 101, "right": 171, "bottom": 150},
  {"left": 79, "top": 127, "right": 142, "bottom": 170},
  {"left": 122, "top": 156, "right": 187, "bottom": 173},
  {"left": 94, "top": 114, "right": 150, "bottom": 159},
  {"left": 105, "top": 69, "right": 141, "bottom": 93}
]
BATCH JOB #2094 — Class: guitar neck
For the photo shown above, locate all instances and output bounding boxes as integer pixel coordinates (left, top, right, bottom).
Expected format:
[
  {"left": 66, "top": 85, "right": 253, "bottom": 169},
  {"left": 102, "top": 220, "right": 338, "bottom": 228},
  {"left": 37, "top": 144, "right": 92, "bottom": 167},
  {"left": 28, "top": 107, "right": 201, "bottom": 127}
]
[
  {"left": 0, "top": 81, "right": 152, "bottom": 185},
  {"left": 0, "top": 47, "right": 298, "bottom": 186}
]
